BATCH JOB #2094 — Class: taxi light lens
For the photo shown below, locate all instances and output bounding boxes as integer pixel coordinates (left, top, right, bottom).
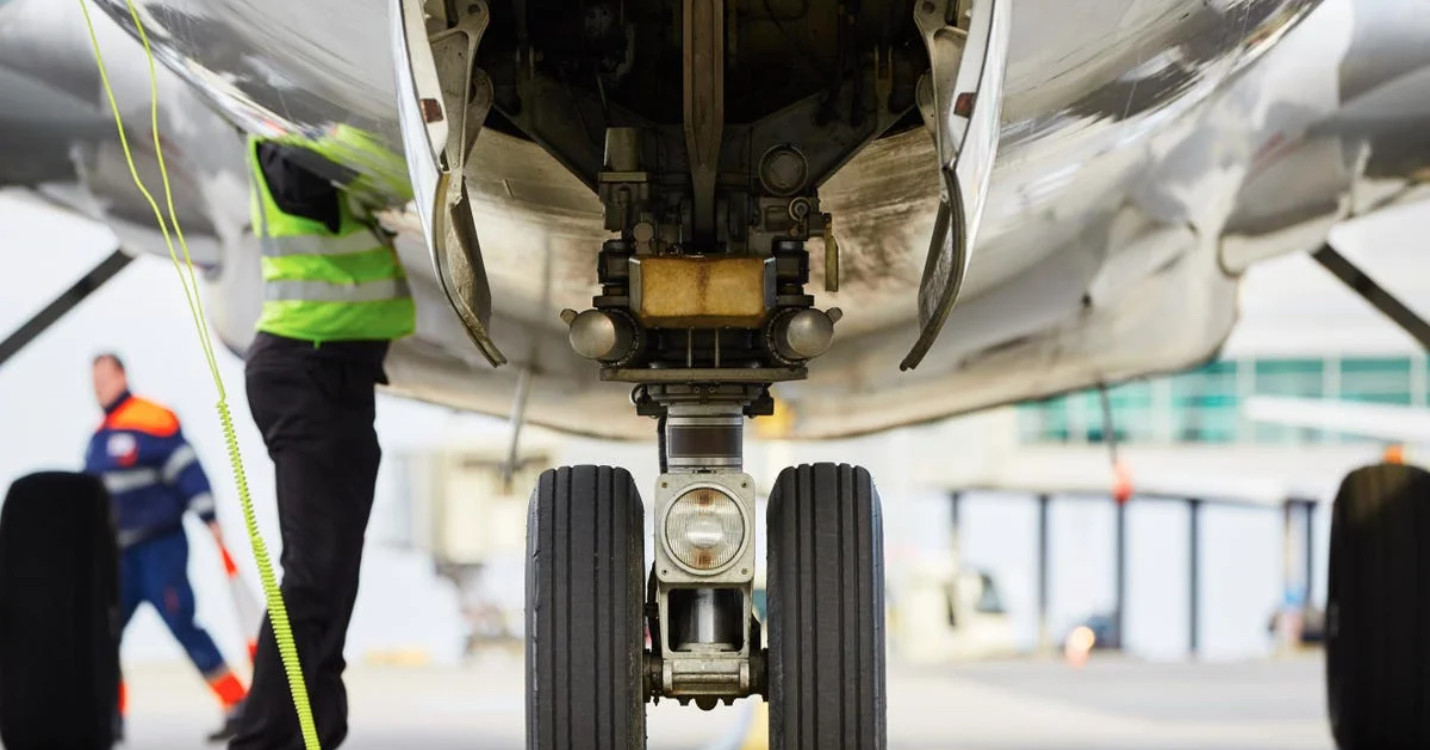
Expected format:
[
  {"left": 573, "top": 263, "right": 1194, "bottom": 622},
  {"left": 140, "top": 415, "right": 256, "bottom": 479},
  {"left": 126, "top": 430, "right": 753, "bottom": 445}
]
[{"left": 665, "top": 487, "right": 744, "bottom": 573}]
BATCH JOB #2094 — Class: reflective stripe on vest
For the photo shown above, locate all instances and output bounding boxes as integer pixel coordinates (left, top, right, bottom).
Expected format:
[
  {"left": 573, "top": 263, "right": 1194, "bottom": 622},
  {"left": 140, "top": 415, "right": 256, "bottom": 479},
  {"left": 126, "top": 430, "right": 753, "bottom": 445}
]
[
  {"left": 263, "top": 231, "right": 379, "bottom": 257},
  {"left": 189, "top": 492, "right": 217, "bottom": 516},
  {"left": 265, "top": 278, "right": 412, "bottom": 304},
  {"left": 161, "top": 444, "right": 198, "bottom": 484},
  {"left": 104, "top": 468, "right": 160, "bottom": 494}
]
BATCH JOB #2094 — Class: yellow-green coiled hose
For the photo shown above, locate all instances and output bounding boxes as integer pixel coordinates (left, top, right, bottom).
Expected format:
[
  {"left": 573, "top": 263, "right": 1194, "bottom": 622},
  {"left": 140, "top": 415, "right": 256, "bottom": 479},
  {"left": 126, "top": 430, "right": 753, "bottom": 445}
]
[{"left": 75, "top": 2, "right": 321, "bottom": 747}]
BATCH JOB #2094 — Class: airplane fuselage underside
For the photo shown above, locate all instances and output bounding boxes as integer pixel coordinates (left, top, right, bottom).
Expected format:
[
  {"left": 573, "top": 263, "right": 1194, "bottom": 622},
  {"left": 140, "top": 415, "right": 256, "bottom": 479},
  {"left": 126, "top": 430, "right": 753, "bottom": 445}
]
[{"left": 10, "top": 0, "right": 1428, "bottom": 442}]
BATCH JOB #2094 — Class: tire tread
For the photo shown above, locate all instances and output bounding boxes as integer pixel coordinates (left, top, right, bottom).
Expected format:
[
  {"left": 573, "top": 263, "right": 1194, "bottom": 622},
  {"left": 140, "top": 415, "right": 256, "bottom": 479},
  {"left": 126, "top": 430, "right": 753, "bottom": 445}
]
[
  {"left": 768, "top": 463, "right": 885, "bottom": 750},
  {"left": 1327, "top": 462, "right": 1430, "bottom": 750},
  {"left": 0, "top": 471, "right": 119, "bottom": 749},
  {"left": 526, "top": 466, "right": 645, "bottom": 750}
]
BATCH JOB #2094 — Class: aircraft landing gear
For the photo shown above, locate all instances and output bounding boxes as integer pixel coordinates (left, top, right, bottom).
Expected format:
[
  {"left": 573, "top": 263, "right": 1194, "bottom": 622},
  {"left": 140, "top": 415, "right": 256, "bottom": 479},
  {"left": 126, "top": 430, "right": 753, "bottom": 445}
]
[
  {"left": 521, "top": 0, "right": 928, "bottom": 740},
  {"left": 524, "top": 415, "right": 886, "bottom": 749}
]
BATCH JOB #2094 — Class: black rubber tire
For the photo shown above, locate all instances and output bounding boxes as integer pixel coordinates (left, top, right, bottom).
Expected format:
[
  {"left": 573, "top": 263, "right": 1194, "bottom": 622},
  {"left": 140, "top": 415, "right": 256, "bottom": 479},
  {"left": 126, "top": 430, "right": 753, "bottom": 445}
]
[
  {"left": 767, "top": 463, "right": 886, "bottom": 750},
  {"left": 0, "top": 472, "right": 120, "bottom": 750},
  {"left": 1327, "top": 462, "right": 1430, "bottom": 750},
  {"left": 526, "top": 466, "right": 646, "bottom": 750}
]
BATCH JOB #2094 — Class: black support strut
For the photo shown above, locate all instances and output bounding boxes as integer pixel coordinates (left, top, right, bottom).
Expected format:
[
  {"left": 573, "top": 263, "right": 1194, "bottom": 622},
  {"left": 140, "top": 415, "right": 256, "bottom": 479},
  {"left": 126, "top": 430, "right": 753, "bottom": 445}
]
[
  {"left": 1313, "top": 243, "right": 1430, "bottom": 351},
  {"left": 0, "top": 249, "right": 133, "bottom": 368}
]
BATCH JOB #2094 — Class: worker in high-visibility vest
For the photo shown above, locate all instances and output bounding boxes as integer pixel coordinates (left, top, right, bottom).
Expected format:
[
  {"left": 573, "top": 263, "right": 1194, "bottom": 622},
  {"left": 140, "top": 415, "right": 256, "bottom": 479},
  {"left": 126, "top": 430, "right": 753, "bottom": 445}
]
[
  {"left": 84, "top": 353, "right": 248, "bottom": 743},
  {"left": 229, "top": 132, "right": 415, "bottom": 750}
]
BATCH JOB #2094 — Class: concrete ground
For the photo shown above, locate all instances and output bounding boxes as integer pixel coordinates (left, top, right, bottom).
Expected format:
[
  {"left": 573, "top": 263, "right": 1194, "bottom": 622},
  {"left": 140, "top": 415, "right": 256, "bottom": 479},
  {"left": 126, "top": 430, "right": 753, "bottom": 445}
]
[{"left": 115, "top": 652, "right": 1333, "bottom": 750}]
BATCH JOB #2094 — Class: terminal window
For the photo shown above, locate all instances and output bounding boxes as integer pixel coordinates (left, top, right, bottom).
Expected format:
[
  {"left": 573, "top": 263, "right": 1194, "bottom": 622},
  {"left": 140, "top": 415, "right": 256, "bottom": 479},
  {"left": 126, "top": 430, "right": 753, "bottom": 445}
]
[{"left": 1017, "top": 356, "right": 1428, "bottom": 446}]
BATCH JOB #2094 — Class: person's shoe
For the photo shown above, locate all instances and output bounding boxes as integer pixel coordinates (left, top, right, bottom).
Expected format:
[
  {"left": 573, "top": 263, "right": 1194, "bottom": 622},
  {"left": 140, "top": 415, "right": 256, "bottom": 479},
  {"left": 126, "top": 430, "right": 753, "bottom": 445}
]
[
  {"left": 206, "top": 702, "right": 244, "bottom": 744},
  {"left": 206, "top": 717, "right": 240, "bottom": 744}
]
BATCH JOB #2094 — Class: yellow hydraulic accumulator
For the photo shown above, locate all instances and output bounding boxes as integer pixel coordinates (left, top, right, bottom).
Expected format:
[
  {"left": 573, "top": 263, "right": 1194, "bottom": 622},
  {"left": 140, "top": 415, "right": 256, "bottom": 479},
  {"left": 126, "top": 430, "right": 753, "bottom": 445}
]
[{"left": 76, "top": 2, "right": 321, "bottom": 748}]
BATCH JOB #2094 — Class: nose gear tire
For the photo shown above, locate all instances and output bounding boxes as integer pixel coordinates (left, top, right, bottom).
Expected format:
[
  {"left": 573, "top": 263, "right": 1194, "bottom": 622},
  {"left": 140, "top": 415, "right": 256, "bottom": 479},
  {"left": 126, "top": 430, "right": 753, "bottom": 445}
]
[
  {"left": 526, "top": 466, "right": 647, "bottom": 750},
  {"left": 767, "top": 463, "right": 886, "bottom": 750}
]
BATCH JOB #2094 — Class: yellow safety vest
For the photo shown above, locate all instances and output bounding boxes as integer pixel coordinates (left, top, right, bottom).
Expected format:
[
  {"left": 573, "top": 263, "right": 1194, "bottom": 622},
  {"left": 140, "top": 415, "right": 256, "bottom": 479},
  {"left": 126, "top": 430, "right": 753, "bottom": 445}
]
[{"left": 248, "top": 137, "right": 416, "bottom": 343}]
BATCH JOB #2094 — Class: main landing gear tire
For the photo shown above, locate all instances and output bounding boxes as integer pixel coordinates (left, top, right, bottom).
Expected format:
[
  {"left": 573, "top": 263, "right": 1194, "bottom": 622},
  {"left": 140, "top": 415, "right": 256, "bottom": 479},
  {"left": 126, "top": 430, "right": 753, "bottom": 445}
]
[
  {"left": 767, "top": 463, "right": 886, "bottom": 750},
  {"left": 0, "top": 472, "right": 120, "bottom": 750},
  {"left": 526, "top": 466, "right": 647, "bottom": 750},
  {"left": 1327, "top": 462, "right": 1430, "bottom": 750}
]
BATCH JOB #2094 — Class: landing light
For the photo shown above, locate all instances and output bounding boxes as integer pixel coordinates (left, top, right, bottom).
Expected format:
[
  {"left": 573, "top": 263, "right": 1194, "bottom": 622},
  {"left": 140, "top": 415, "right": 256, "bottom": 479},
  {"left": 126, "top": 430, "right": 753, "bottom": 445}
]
[{"left": 665, "top": 487, "right": 745, "bottom": 574}]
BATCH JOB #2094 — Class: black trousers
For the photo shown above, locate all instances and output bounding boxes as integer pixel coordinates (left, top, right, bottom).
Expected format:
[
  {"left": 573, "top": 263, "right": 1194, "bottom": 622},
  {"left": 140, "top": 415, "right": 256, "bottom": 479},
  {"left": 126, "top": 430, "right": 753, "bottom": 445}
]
[{"left": 231, "top": 333, "right": 388, "bottom": 750}]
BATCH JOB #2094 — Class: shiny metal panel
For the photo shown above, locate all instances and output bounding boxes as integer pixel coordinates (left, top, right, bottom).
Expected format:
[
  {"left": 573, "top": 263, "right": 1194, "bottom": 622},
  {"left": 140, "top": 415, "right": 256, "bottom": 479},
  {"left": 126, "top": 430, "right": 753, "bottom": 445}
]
[{"left": 903, "top": 0, "right": 1011, "bottom": 370}]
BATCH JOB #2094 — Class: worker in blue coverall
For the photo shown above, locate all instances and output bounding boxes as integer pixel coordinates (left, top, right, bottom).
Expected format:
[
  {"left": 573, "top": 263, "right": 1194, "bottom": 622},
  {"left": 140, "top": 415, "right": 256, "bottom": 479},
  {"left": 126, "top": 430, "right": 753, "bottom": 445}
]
[{"left": 83, "top": 353, "right": 248, "bottom": 743}]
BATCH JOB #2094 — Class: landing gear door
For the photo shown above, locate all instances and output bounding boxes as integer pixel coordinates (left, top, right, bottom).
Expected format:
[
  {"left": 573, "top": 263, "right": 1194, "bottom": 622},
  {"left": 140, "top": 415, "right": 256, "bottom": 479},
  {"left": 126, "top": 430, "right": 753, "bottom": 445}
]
[
  {"left": 391, "top": 0, "right": 506, "bottom": 366},
  {"left": 901, "top": 0, "right": 1010, "bottom": 371}
]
